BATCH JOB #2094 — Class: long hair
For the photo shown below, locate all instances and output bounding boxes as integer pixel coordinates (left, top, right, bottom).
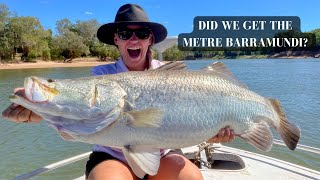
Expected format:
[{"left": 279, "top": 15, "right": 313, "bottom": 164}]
[
  {"left": 146, "top": 46, "right": 153, "bottom": 68},
  {"left": 146, "top": 33, "right": 155, "bottom": 69}
]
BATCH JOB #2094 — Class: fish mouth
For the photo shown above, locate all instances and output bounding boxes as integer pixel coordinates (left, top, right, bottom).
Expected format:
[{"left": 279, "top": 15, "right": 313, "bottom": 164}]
[
  {"left": 127, "top": 47, "right": 141, "bottom": 58},
  {"left": 24, "top": 76, "right": 59, "bottom": 103}
]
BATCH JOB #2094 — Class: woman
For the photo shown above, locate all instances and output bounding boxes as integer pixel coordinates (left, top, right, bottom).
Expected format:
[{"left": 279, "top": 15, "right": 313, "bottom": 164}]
[{"left": 2, "top": 4, "right": 235, "bottom": 180}]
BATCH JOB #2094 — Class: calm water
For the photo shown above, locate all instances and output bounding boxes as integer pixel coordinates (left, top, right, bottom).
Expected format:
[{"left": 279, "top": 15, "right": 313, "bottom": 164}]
[{"left": 0, "top": 59, "right": 319, "bottom": 179}]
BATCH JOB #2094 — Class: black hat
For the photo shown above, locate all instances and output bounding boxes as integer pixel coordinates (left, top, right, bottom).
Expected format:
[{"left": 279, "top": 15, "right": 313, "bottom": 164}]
[{"left": 97, "top": 4, "right": 168, "bottom": 45}]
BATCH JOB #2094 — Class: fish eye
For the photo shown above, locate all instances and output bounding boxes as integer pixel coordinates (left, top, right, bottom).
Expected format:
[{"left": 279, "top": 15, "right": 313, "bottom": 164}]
[{"left": 47, "top": 79, "right": 55, "bottom": 83}]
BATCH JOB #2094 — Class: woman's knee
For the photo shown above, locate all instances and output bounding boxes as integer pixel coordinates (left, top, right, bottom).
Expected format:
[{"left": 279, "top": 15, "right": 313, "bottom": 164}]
[
  {"left": 149, "top": 154, "right": 203, "bottom": 180},
  {"left": 87, "top": 159, "right": 136, "bottom": 180}
]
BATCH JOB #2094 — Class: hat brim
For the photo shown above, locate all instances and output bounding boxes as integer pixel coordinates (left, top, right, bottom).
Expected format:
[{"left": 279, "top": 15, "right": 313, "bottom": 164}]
[{"left": 97, "top": 21, "right": 167, "bottom": 45}]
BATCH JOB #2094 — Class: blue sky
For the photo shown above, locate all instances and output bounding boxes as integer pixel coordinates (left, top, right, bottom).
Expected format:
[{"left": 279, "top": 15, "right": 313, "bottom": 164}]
[{"left": 2, "top": 0, "right": 319, "bottom": 36}]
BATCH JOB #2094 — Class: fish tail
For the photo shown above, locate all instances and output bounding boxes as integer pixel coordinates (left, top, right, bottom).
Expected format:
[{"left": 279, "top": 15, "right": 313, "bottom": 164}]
[{"left": 269, "top": 99, "right": 301, "bottom": 150}]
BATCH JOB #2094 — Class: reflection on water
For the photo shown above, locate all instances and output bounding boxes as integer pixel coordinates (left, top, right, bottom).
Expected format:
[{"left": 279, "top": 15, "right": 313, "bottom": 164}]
[{"left": 0, "top": 59, "right": 319, "bottom": 179}]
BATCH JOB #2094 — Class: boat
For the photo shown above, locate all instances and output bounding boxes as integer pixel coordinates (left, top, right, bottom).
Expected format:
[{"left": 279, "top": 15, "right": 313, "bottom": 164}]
[{"left": 12, "top": 139, "right": 320, "bottom": 180}]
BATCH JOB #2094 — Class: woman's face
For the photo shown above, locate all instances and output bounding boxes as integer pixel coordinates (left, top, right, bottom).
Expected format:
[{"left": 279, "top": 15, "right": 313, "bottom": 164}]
[{"left": 114, "top": 25, "right": 153, "bottom": 71}]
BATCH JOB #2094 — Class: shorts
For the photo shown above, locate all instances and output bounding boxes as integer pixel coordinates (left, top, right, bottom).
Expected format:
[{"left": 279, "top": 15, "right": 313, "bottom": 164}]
[
  {"left": 85, "top": 149, "right": 183, "bottom": 179},
  {"left": 85, "top": 151, "right": 148, "bottom": 179}
]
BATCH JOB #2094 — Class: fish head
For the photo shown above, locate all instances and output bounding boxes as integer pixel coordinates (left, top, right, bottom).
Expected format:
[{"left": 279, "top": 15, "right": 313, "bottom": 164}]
[
  {"left": 24, "top": 76, "right": 59, "bottom": 103},
  {"left": 24, "top": 76, "right": 89, "bottom": 108},
  {"left": 22, "top": 76, "right": 104, "bottom": 119},
  {"left": 11, "top": 76, "right": 127, "bottom": 134},
  {"left": 15, "top": 76, "right": 127, "bottom": 120}
]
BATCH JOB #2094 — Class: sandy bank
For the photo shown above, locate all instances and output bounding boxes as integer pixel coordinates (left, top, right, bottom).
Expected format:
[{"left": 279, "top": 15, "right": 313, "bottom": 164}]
[{"left": 0, "top": 59, "right": 111, "bottom": 70}]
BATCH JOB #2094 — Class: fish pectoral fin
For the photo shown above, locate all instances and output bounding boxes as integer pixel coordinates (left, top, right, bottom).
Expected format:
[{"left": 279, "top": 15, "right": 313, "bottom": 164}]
[
  {"left": 152, "top": 61, "right": 187, "bottom": 71},
  {"left": 239, "top": 121, "right": 273, "bottom": 151},
  {"left": 125, "top": 108, "right": 163, "bottom": 128},
  {"left": 201, "top": 62, "right": 248, "bottom": 89},
  {"left": 48, "top": 123, "right": 77, "bottom": 141},
  {"left": 123, "top": 145, "right": 161, "bottom": 178},
  {"left": 56, "top": 130, "right": 76, "bottom": 141}
]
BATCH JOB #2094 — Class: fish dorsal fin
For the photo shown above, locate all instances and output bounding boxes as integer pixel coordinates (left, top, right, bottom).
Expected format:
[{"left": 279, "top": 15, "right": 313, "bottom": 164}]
[
  {"left": 202, "top": 62, "right": 248, "bottom": 89},
  {"left": 153, "top": 61, "right": 187, "bottom": 71}
]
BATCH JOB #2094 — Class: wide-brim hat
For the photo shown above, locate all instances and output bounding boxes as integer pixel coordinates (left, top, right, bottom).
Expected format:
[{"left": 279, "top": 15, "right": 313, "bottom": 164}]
[{"left": 97, "top": 4, "right": 167, "bottom": 45}]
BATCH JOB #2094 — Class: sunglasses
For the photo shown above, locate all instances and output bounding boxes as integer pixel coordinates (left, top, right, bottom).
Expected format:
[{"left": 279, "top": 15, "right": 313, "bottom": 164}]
[{"left": 117, "top": 28, "right": 151, "bottom": 40}]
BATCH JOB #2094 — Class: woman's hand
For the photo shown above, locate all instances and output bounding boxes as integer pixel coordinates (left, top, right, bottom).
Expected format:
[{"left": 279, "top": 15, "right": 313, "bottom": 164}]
[
  {"left": 207, "top": 127, "right": 235, "bottom": 143},
  {"left": 2, "top": 88, "right": 42, "bottom": 123}
]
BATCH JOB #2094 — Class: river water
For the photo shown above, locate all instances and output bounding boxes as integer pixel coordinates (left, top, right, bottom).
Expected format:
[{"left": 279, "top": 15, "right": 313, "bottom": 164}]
[{"left": 0, "top": 59, "right": 319, "bottom": 179}]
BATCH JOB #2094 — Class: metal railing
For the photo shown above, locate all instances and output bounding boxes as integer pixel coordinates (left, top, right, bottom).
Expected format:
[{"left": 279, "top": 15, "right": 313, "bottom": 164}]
[
  {"left": 273, "top": 139, "right": 320, "bottom": 154},
  {"left": 12, "top": 152, "right": 91, "bottom": 180}
]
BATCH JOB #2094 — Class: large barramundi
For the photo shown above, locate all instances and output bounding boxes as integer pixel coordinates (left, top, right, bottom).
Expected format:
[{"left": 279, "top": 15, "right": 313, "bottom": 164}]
[{"left": 10, "top": 62, "right": 300, "bottom": 178}]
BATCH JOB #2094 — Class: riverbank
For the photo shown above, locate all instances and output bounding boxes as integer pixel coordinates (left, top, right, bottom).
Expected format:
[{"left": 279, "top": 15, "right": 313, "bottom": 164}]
[
  {"left": 185, "top": 48, "right": 320, "bottom": 60},
  {"left": 1, "top": 53, "right": 319, "bottom": 70},
  {"left": 0, "top": 58, "right": 111, "bottom": 70}
]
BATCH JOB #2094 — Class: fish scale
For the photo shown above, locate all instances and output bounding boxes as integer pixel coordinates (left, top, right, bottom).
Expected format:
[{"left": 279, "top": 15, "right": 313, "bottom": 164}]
[
  {"left": 70, "top": 70, "right": 276, "bottom": 148},
  {"left": 10, "top": 62, "right": 300, "bottom": 178}
]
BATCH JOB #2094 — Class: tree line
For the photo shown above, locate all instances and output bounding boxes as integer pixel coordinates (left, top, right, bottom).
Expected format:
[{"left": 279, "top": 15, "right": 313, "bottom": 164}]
[
  {"left": 1, "top": 4, "right": 320, "bottom": 62},
  {"left": 0, "top": 4, "right": 120, "bottom": 62}
]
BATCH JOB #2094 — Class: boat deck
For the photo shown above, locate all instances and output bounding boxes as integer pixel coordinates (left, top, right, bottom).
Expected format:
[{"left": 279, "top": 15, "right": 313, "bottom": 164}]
[
  {"left": 71, "top": 145, "right": 320, "bottom": 180},
  {"left": 184, "top": 145, "right": 320, "bottom": 180}
]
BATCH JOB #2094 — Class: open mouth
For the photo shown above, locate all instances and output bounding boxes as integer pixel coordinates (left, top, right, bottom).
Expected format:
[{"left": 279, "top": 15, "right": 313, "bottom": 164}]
[{"left": 127, "top": 47, "right": 141, "bottom": 58}]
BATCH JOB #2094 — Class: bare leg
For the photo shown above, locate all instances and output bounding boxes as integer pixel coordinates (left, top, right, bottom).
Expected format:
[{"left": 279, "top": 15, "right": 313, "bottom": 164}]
[
  {"left": 149, "top": 154, "right": 203, "bottom": 180},
  {"left": 87, "top": 159, "right": 137, "bottom": 180}
]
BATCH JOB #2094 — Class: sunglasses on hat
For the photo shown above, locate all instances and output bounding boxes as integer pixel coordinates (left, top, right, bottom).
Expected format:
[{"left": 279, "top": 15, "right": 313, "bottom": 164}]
[{"left": 117, "top": 27, "right": 151, "bottom": 40}]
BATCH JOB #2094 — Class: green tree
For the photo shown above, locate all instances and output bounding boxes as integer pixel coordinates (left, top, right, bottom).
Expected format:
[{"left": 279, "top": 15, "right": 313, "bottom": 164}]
[
  {"left": 51, "top": 30, "right": 89, "bottom": 60},
  {"left": 311, "top": 28, "right": 320, "bottom": 45},
  {"left": 75, "top": 19, "right": 100, "bottom": 46},
  {"left": 163, "top": 45, "right": 184, "bottom": 61},
  {"left": 90, "top": 43, "right": 120, "bottom": 61},
  {"left": 105, "top": 45, "right": 120, "bottom": 60},
  {"left": 0, "top": 4, "right": 10, "bottom": 31},
  {"left": 9, "top": 16, "right": 50, "bottom": 61},
  {"left": 0, "top": 4, "right": 14, "bottom": 60},
  {"left": 90, "top": 41, "right": 108, "bottom": 60},
  {"left": 50, "top": 19, "right": 94, "bottom": 60},
  {"left": 55, "top": 18, "right": 74, "bottom": 35},
  {"left": 0, "top": 24, "right": 15, "bottom": 60}
]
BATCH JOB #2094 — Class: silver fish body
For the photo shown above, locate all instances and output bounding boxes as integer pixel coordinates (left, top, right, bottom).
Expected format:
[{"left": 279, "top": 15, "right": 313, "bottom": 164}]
[
  {"left": 10, "top": 62, "right": 300, "bottom": 178},
  {"left": 75, "top": 70, "right": 275, "bottom": 148}
]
